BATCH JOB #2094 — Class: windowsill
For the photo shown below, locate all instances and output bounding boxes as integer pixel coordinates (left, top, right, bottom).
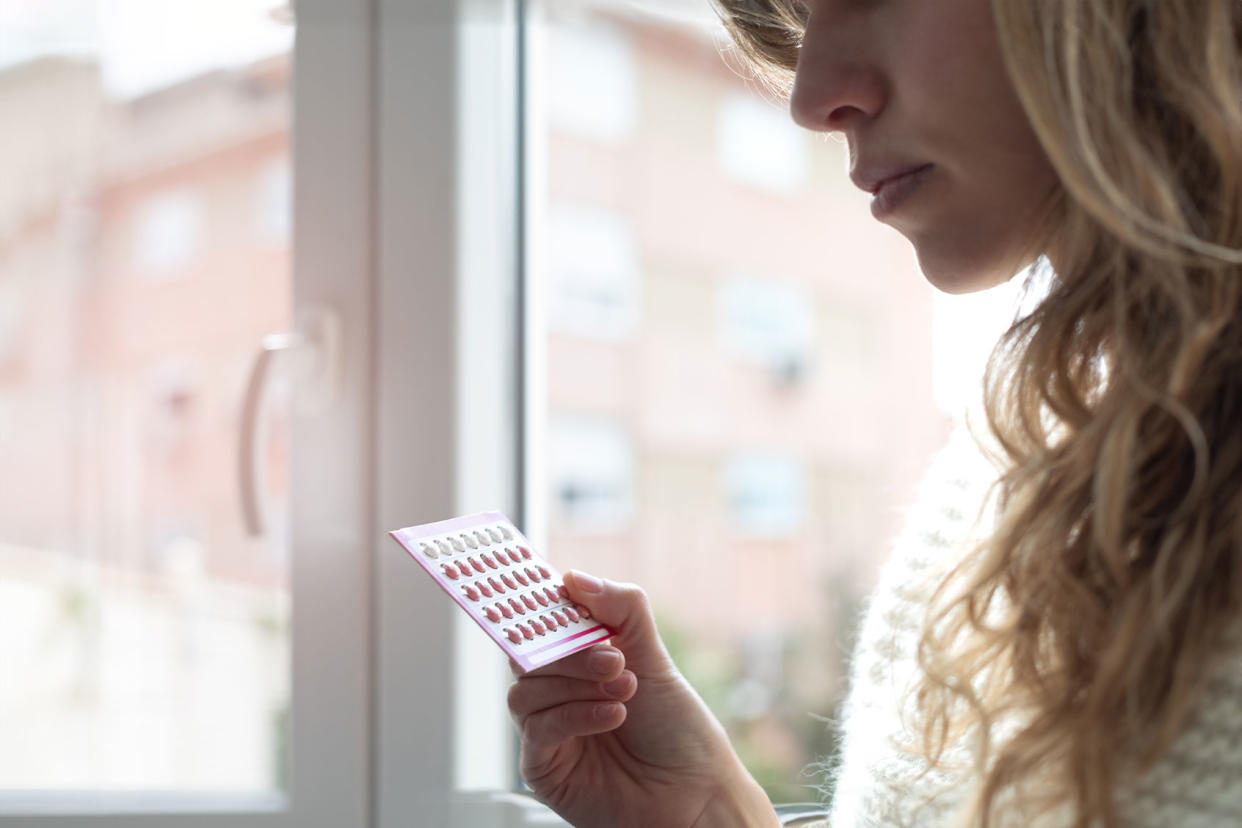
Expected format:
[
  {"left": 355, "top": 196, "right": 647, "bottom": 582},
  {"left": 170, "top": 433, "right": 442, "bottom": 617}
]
[
  {"left": 0, "top": 790, "right": 286, "bottom": 816},
  {"left": 452, "top": 790, "right": 569, "bottom": 826},
  {"left": 449, "top": 790, "right": 830, "bottom": 827}
]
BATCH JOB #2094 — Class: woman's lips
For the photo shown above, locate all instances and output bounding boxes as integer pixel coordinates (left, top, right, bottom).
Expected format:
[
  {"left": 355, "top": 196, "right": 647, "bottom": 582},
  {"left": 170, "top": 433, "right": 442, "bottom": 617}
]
[{"left": 867, "top": 164, "right": 934, "bottom": 219}]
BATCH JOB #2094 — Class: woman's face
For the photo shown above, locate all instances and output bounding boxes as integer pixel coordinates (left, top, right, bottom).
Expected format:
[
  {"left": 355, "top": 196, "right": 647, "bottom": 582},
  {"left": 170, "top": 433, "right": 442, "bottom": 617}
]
[{"left": 790, "top": 0, "right": 1060, "bottom": 294}]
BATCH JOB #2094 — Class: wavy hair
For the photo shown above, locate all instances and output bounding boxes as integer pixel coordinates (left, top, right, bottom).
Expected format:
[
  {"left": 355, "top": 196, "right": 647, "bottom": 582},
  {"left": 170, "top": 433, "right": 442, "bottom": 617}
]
[{"left": 709, "top": 1, "right": 1242, "bottom": 826}]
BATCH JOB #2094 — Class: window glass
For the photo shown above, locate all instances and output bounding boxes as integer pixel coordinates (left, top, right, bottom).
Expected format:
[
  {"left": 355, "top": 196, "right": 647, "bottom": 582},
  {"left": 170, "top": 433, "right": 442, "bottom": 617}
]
[
  {"left": 0, "top": 0, "right": 293, "bottom": 793},
  {"left": 529, "top": 1, "right": 973, "bottom": 807}
]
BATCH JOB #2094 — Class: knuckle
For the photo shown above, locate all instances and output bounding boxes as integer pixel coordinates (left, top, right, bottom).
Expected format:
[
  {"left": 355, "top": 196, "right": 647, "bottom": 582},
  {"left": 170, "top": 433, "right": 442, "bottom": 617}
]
[
  {"left": 520, "top": 713, "right": 538, "bottom": 745},
  {"left": 618, "top": 581, "right": 652, "bottom": 611},
  {"left": 556, "top": 702, "right": 577, "bottom": 739},
  {"left": 615, "top": 580, "right": 641, "bottom": 599},
  {"left": 506, "top": 678, "right": 531, "bottom": 715},
  {"left": 522, "top": 706, "right": 561, "bottom": 746}
]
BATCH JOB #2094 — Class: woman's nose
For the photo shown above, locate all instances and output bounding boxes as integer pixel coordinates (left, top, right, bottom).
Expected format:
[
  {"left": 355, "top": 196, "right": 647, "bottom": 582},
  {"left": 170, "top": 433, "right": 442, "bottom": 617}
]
[{"left": 788, "top": 20, "right": 886, "bottom": 134}]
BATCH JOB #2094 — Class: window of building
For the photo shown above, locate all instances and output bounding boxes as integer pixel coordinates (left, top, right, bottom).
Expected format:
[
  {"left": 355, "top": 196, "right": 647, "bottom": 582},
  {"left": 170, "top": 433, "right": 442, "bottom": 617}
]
[
  {"left": 719, "top": 276, "right": 815, "bottom": 375},
  {"left": 549, "top": 418, "right": 634, "bottom": 531},
  {"left": 547, "top": 20, "right": 637, "bottom": 145},
  {"left": 255, "top": 155, "right": 291, "bottom": 246},
  {"left": 716, "top": 92, "right": 808, "bottom": 194},
  {"left": 0, "top": 280, "right": 21, "bottom": 363},
  {"left": 723, "top": 454, "right": 806, "bottom": 536},
  {"left": 547, "top": 203, "right": 640, "bottom": 341},
  {"left": 134, "top": 189, "right": 205, "bottom": 276}
]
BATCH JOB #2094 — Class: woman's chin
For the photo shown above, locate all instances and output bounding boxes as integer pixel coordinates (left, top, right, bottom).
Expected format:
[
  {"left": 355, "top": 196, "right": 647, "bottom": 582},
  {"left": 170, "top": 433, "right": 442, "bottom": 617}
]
[{"left": 914, "top": 246, "right": 1031, "bottom": 296}]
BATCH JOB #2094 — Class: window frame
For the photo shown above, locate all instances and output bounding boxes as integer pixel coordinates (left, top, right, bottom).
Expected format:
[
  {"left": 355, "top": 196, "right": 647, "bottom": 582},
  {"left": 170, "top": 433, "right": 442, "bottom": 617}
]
[{"left": 373, "top": 0, "right": 539, "bottom": 825}]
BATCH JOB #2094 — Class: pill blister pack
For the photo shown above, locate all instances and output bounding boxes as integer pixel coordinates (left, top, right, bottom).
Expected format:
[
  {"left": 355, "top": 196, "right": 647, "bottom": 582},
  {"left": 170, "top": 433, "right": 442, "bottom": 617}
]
[{"left": 390, "top": 511, "right": 614, "bottom": 673}]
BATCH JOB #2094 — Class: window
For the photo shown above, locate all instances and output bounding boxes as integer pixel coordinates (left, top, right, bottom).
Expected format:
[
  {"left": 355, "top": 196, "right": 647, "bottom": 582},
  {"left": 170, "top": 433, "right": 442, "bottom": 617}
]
[
  {"left": 530, "top": 0, "right": 952, "bottom": 810},
  {"left": 549, "top": 418, "right": 634, "bottom": 530},
  {"left": 0, "top": 0, "right": 369, "bottom": 825},
  {"left": 717, "top": 91, "right": 809, "bottom": 194},
  {"left": 546, "top": 19, "right": 637, "bottom": 144},
  {"left": 724, "top": 454, "right": 806, "bottom": 536},
  {"left": 719, "top": 276, "right": 815, "bottom": 377},
  {"left": 547, "top": 203, "right": 640, "bottom": 340},
  {"left": 135, "top": 190, "right": 205, "bottom": 275},
  {"left": 255, "top": 156, "right": 291, "bottom": 246},
  {"left": 0, "top": 1, "right": 994, "bottom": 826},
  {"left": 0, "top": 280, "right": 21, "bottom": 363}
]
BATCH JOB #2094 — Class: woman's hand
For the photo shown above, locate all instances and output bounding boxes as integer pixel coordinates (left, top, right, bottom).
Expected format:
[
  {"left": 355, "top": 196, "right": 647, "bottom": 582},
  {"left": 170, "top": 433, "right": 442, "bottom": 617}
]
[{"left": 507, "top": 570, "right": 778, "bottom": 828}]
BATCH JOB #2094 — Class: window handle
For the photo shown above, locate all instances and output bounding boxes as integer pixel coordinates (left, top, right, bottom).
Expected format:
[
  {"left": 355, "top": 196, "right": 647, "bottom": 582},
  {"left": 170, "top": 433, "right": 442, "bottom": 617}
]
[
  {"left": 239, "top": 305, "right": 340, "bottom": 537},
  {"left": 774, "top": 803, "right": 831, "bottom": 826}
]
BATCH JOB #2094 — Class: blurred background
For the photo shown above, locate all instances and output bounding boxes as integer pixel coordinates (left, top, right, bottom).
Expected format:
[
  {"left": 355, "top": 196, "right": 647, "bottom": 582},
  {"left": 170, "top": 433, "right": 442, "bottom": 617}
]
[{"left": 0, "top": 0, "right": 1016, "bottom": 809}]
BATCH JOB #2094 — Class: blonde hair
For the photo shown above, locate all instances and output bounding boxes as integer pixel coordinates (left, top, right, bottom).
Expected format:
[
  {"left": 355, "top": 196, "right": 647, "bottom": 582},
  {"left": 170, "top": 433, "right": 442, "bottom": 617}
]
[{"left": 710, "top": 1, "right": 1242, "bottom": 826}]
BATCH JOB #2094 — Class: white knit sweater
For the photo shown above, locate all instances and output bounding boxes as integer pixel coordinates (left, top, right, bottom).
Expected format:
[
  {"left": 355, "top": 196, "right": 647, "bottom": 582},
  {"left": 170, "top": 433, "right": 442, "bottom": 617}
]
[{"left": 824, "top": 429, "right": 1242, "bottom": 827}]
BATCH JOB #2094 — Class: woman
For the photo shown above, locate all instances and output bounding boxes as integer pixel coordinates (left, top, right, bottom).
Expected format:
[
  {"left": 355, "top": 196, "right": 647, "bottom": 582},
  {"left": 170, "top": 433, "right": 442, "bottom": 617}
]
[{"left": 506, "top": 0, "right": 1242, "bottom": 825}]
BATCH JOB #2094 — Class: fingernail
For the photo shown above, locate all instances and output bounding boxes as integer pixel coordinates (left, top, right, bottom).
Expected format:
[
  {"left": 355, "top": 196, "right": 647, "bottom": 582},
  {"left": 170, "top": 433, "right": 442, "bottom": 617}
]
[
  {"left": 593, "top": 702, "right": 619, "bottom": 721},
  {"left": 571, "top": 570, "right": 603, "bottom": 594},
  {"left": 588, "top": 650, "right": 620, "bottom": 675}
]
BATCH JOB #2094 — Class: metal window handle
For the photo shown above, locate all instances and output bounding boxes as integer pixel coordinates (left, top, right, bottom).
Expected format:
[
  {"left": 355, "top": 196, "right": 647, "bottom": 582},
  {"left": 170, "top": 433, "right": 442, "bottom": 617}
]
[
  {"left": 774, "top": 803, "right": 831, "bottom": 826},
  {"left": 239, "top": 306, "right": 340, "bottom": 537}
]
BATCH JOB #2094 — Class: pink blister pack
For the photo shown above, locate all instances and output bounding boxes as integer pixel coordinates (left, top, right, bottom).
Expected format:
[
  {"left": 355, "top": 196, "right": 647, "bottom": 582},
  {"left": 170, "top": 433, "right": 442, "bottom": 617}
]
[{"left": 390, "top": 511, "right": 614, "bottom": 673}]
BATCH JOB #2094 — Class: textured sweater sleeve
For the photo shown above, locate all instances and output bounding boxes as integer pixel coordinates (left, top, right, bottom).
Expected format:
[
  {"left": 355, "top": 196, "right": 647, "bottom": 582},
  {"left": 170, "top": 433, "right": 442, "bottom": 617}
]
[{"left": 821, "top": 428, "right": 1242, "bottom": 827}]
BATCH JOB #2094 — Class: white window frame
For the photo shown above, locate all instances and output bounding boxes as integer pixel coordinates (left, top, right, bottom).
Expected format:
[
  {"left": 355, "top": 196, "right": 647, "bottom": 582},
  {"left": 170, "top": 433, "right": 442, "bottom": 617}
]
[
  {"left": 374, "top": 0, "right": 555, "bottom": 824},
  {"left": 0, "top": 0, "right": 374, "bottom": 825}
]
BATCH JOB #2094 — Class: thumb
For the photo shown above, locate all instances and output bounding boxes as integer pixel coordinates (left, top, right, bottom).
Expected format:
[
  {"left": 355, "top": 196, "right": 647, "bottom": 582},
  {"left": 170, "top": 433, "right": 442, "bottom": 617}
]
[{"left": 563, "top": 570, "right": 675, "bottom": 678}]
